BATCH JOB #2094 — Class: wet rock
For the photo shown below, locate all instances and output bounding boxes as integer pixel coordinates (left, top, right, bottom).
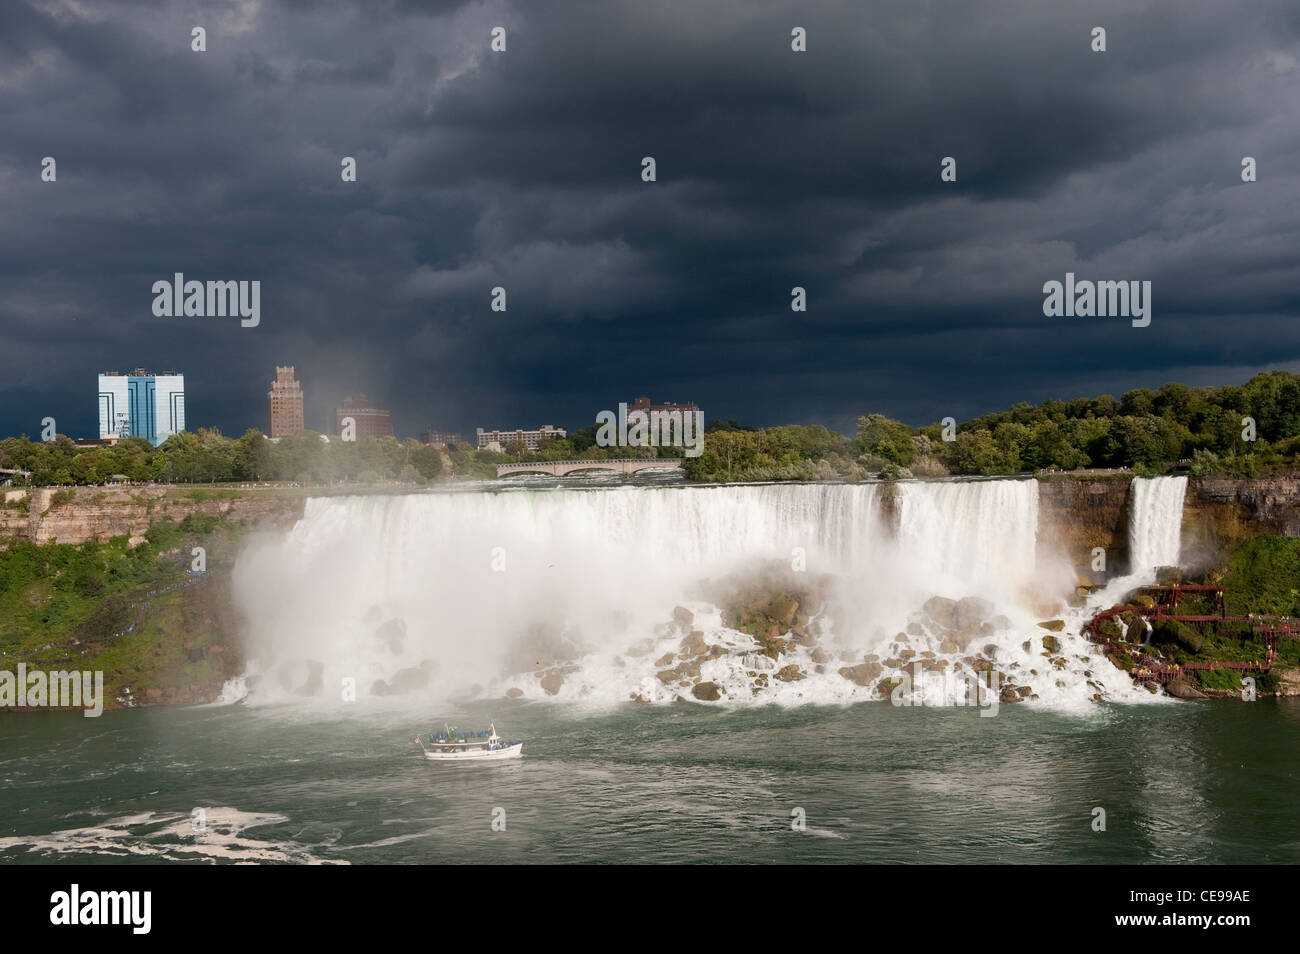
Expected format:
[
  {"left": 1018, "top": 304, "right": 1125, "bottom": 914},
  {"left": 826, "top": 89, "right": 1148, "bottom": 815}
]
[
  {"left": 655, "top": 652, "right": 676, "bottom": 668},
  {"left": 630, "top": 692, "right": 651, "bottom": 704},
  {"left": 656, "top": 670, "right": 676, "bottom": 683},
  {"left": 1273, "top": 668, "right": 1300, "bottom": 697},
  {"left": 1042, "top": 634, "right": 1061, "bottom": 653},
  {"left": 679, "top": 631, "right": 708, "bottom": 657},
  {"left": 672, "top": 606, "right": 694, "bottom": 628},
  {"left": 539, "top": 671, "right": 565, "bottom": 695},
  {"left": 811, "top": 647, "right": 831, "bottom": 664},
  {"left": 506, "top": 687, "right": 524, "bottom": 698},
  {"left": 692, "top": 681, "right": 721, "bottom": 701},
  {"left": 1165, "top": 677, "right": 1208, "bottom": 699},
  {"left": 1037, "top": 620, "right": 1065, "bottom": 633},
  {"left": 676, "top": 658, "right": 702, "bottom": 679},
  {"left": 1000, "top": 688, "right": 1023, "bottom": 704},
  {"left": 837, "top": 661, "right": 883, "bottom": 686},
  {"left": 877, "top": 677, "right": 903, "bottom": 697},
  {"left": 371, "top": 666, "right": 430, "bottom": 696},
  {"left": 776, "top": 664, "right": 805, "bottom": 682}
]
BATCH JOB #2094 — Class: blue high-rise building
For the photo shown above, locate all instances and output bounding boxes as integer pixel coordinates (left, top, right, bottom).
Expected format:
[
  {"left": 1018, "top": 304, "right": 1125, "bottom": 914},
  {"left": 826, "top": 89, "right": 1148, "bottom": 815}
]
[{"left": 98, "top": 370, "right": 185, "bottom": 446}]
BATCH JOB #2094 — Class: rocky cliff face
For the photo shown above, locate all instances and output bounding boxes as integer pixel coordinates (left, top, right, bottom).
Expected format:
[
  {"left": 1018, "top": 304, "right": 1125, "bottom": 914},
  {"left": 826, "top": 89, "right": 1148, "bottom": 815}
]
[
  {"left": 1038, "top": 474, "right": 1300, "bottom": 579},
  {"left": 0, "top": 486, "right": 304, "bottom": 545},
  {"left": 1037, "top": 478, "right": 1131, "bottom": 579},
  {"left": 1182, "top": 475, "right": 1300, "bottom": 571}
]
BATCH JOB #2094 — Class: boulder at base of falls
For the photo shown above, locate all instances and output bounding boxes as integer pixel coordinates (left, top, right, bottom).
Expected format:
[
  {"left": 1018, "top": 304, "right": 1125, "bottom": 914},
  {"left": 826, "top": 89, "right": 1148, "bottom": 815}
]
[
  {"left": 877, "top": 677, "right": 903, "bottom": 697},
  {"left": 1165, "top": 677, "right": 1208, "bottom": 699},
  {"left": 672, "top": 606, "right": 694, "bottom": 629},
  {"left": 1037, "top": 620, "right": 1066, "bottom": 633},
  {"left": 776, "top": 664, "right": 805, "bottom": 682},
  {"left": 838, "top": 661, "right": 883, "bottom": 686},
  {"left": 923, "top": 595, "right": 996, "bottom": 649},
  {"left": 539, "top": 671, "right": 566, "bottom": 695},
  {"left": 811, "top": 647, "right": 831, "bottom": 664},
  {"left": 1272, "top": 668, "right": 1300, "bottom": 697},
  {"left": 370, "top": 665, "right": 431, "bottom": 697},
  {"left": 1041, "top": 634, "right": 1062, "bottom": 653},
  {"left": 692, "top": 682, "right": 721, "bottom": 701},
  {"left": 680, "top": 630, "right": 708, "bottom": 657},
  {"left": 506, "top": 687, "right": 523, "bottom": 698},
  {"left": 1000, "top": 687, "right": 1023, "bottom": 703}
]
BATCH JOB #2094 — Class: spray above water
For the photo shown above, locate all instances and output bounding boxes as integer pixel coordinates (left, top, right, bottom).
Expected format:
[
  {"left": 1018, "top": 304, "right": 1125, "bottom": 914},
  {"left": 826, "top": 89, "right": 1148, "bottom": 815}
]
[{"left": 230, "top": 478, "right": 1187, "bottom": 711}]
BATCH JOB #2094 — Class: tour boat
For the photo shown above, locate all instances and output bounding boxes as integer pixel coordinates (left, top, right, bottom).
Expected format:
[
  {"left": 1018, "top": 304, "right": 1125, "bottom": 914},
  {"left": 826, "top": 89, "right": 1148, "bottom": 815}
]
[{"left": 412, "top": 723, "right": 523, "bottom": 762}]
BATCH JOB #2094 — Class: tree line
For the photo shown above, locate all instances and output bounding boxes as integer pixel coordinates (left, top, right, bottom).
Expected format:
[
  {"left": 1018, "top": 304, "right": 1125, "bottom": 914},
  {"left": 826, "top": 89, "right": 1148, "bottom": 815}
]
[
  {"left": 683, "top": 371, "right": 1300, "bottom": 481},
  {"left": 6, "top": 371, "right": 1300, "bottom": 486}
]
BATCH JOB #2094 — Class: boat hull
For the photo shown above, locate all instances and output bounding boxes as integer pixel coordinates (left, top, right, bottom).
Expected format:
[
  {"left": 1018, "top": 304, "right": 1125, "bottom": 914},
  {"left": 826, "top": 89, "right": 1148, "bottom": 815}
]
[{"left": 420, "top": 742, "right": 523, "bottom": 762}]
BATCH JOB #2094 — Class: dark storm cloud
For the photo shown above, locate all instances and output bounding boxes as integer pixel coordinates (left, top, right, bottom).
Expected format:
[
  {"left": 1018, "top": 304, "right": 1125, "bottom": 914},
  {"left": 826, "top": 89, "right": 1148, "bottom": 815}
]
[{"left": 2, "top": 0, "right": 1299, "bottom": 441}]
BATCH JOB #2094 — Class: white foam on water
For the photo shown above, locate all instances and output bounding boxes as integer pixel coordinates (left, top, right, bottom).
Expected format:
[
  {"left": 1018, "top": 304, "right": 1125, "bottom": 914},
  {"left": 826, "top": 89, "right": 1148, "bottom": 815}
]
[{"left": 0, "top": 808, "right": 337, "bottom": 864}]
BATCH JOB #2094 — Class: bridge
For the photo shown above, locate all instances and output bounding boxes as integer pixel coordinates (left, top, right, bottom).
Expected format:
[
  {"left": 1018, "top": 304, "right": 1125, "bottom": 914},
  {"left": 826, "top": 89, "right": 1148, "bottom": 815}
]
[{"left": 495, "top": 458, "right": 684, "bottom": 478}]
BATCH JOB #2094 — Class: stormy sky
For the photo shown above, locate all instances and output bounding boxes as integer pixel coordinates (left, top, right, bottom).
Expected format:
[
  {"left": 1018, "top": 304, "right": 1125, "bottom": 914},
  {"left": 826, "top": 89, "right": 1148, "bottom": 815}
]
[{"left": 3, "top": 0, "right": 1299, "bottom": 441}]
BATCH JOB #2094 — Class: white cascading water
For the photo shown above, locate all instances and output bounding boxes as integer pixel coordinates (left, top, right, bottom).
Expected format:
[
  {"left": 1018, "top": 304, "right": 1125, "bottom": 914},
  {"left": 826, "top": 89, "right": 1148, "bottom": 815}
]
[
  {"left": 894, "top": 479, "right": 1041, "bottom": 606},
  {"left": 1087, "top": 475, "right": 1188, "bottom": 610},
  {"left": 230, "top": 477, "right": 1185, "bottom": 711},
  {"left": 1127, "top": 475, "right": 1187, "bottom": 574}
]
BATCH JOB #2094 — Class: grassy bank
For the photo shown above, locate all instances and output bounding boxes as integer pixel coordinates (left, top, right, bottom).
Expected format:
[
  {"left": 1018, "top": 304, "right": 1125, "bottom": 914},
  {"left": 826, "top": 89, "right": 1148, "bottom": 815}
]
[{"left": 0, "top": 512, "right": 249, "bottom": 708}]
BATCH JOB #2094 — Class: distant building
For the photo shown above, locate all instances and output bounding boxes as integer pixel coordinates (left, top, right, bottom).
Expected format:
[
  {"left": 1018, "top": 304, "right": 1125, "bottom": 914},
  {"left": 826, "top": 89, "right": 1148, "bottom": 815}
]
[
  {"left": 476, "top": 425, "right": 567, "bottom": 452},
  {"left": 335, "top": 394, "right": 393, "bottom": 440},
  {"left": 98, "top": 370, "right": 185, "bottom": 447},
  {"left": 268, "top": 366, "right": 305, "bottom": 438},
  {"left": 420, "top": 428, "right": 463, "bottom": 446},
  {"left": 629, "top": 395, "right": 700, "bottom": 416}
]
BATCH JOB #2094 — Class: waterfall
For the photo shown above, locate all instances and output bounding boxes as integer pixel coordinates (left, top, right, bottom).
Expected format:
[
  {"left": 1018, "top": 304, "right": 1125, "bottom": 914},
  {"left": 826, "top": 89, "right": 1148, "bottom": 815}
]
[
  {"left": 893, "top": 479, "right": 1040, "bottom": 604},
  {"left": 1081, "top": 475, "right": 1189, "bottom": 617},
  {"left": 1127, "top": 475, "right": 1187, "bottom": 574},
  {"left": 230, "top": 479, "right": 1112, "bottom": 708}
]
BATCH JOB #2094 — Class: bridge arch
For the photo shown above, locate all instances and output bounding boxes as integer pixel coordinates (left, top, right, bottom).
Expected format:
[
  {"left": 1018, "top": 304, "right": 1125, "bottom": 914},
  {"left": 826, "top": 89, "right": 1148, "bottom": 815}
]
[{"left": 494, "top": 458, "right": 684, "bottom": 478}]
